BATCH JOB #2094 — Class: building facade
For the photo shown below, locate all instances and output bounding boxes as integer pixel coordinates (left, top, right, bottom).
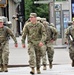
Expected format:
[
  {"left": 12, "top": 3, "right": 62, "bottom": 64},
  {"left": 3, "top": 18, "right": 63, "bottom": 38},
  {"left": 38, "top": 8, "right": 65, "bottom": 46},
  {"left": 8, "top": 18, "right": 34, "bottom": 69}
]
[
  {"left": 0, "top": 0, "right": 25, "bottom": 36},
  {"left": 0, "top": 0, "right": 72, "bottom": 45},
  {"left": 54, "top": 0, "right": 71, "bottom": 44}
]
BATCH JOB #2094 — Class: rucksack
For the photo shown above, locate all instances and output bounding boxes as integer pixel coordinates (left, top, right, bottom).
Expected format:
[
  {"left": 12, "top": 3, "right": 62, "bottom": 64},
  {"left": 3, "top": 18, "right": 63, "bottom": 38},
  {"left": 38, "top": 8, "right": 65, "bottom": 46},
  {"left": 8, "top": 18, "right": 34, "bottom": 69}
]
[{"left": 47, "top": 26, "right": 58, "bottom": 41}]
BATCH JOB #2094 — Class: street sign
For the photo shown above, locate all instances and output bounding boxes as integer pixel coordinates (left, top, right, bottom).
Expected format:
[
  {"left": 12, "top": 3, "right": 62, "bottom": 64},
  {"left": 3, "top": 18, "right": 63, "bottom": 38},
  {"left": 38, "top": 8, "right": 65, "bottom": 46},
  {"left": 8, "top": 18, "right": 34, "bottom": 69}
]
[
  {"left": 0, "top": 0, "right": 7, "bottom": 7},
  {"left": 34, "top": 0, "right": 54, "bottom": 4}
]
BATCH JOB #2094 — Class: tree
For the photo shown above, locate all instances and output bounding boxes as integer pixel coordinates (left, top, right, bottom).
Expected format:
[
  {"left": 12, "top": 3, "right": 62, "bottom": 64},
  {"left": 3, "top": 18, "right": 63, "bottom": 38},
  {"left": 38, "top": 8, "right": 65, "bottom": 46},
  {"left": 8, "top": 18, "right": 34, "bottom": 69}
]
[{"left": 25, "top": 0, "right": 49, "bottom": 22}]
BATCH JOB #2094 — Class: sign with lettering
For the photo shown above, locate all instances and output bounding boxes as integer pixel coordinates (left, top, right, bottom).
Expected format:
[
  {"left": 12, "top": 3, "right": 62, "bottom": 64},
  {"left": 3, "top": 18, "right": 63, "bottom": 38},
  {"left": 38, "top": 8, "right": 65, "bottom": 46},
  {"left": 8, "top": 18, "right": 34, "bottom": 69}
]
[{"left": 0, "top": 0, "right": 7, "bottom": 7}]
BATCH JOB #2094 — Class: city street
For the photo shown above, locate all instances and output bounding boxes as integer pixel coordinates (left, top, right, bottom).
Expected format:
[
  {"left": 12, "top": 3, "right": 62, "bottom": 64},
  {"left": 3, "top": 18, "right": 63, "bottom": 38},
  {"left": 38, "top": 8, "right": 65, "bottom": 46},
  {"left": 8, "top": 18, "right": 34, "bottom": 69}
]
[
  {"left": 0, "top": 0, "right": 73, "bottom": 75},
  {"left": 0, "top": 64, "right": 74, "bottom": 75},
  {"left": 0, "top": 36, "right": 72, "bottom": 75},
  {"left": 9, "top": 36, "right": 71, "bottom": 65}
]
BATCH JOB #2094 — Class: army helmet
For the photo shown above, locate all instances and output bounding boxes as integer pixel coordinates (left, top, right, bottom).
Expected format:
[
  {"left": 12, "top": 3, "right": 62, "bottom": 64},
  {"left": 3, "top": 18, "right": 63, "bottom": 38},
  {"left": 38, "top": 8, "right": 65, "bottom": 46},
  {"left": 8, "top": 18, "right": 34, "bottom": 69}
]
[
  {"left": 0, "top": 16, "right": 8, "bottom": 24},
  {"left": 0, "top": 17, "right": 4, "bottom": 22}
]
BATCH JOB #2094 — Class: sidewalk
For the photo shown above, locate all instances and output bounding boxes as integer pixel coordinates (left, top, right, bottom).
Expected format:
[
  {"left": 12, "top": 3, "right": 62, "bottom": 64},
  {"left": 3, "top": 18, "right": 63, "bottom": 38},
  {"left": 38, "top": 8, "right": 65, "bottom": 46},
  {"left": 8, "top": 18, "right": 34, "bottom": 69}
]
[
  {"left": 1, "top": 36, "right": 73, "bottom": 75},
  {"left": 0, "top": 64, "right": 74, "bottom": 75},
  {"left": 8, "top": 36, "right": 71, "bottom": 66}
]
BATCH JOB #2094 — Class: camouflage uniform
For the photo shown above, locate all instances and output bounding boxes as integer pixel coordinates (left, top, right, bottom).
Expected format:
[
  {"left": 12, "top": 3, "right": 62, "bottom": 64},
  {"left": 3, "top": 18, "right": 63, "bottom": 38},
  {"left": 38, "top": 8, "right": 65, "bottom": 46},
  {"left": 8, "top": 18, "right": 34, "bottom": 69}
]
[
  {"left": 65, "top": 23, "right": 74, "bottom": 67},
  {"left": 46, "top": 23, "right": 58, "bottom": 69},
  {"left": 0, "top": 26, "right": 17, "bottom": 71},
  {"left": 21, "top": 13, "right": 46, "bottom": 74},
  {"left": 0, "top": 26, "right": 17, "bottom": 72}
]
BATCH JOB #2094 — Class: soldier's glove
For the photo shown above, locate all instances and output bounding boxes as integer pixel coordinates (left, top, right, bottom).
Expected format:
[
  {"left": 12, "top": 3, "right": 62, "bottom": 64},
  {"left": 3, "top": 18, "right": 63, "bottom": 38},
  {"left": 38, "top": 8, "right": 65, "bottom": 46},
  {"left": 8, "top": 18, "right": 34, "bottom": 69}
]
[
  {"left": 22, "top": 44, "right": 25, "bottom": 48},
  {"left": 15, "top": 43, "right": 18, "bottom": 47}
]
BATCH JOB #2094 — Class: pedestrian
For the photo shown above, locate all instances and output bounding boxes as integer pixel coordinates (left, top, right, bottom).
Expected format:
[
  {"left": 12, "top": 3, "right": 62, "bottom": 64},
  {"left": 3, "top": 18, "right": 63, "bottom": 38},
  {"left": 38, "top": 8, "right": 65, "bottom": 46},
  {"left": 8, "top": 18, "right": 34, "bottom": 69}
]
[
  {"left": 0, "top": 17, "right": 18, "bottom": 72},
  {"left": 21, "top": 13, "right": 47, "bottom": 74},
  {"left": 65, "top": 20, "right": 74, "bottom": 67},
  {"left": 42, "top": 22, "right": 58, "bottom": 70}
]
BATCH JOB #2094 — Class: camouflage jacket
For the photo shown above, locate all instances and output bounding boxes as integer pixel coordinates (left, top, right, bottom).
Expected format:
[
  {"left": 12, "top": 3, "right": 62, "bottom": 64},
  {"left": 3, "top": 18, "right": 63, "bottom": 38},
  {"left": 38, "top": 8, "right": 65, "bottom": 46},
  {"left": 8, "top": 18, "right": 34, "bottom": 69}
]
[
  {"left": 0, "top": 26, "right": 17, "bottom": 44},
  {"left": 21, "top": 22, "right": 47, "bottom": 45},
  {"left": 45, "top": 25, "right": 58, "bottom": 42},
  {"left": 65, "top": 25, "right": 74, "bottom": 43}
]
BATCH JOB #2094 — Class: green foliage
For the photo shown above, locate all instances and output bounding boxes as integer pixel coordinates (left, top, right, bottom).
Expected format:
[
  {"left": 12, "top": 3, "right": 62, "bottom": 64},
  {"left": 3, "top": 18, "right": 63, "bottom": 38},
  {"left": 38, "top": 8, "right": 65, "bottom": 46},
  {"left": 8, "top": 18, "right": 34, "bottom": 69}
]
[{"left": 25, "top": 0, "right": 49, "bottom": 22}]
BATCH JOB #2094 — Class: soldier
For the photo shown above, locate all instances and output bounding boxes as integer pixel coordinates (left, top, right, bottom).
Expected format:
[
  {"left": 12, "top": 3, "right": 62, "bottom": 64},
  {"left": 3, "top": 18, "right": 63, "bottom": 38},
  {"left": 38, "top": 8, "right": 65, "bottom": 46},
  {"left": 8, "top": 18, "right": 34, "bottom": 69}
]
[
  {"left": 37, "top": 17, "right": 48, "bottom": 70},
  {"left": 0, "top": 17, "right": 18, "bottom": 72},
  {"left": 21, "top": 13, "right": 47, "bottom": 74},
  {"left": 65, "top": 20, "right": 74, "bottom": 67},
  {"left": 47, "top": 23, "right": 58, "bottom": 69},
  {"left": 43, "top": 22, "right": 58, "bottom": 70}
]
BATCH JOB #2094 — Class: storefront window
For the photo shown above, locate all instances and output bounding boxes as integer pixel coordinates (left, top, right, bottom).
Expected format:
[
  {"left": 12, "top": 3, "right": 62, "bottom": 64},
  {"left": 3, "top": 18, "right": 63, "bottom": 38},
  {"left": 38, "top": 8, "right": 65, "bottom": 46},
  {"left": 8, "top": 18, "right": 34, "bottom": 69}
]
[{"left": 63, "top": 10, "right": 70, "bottom": 29}]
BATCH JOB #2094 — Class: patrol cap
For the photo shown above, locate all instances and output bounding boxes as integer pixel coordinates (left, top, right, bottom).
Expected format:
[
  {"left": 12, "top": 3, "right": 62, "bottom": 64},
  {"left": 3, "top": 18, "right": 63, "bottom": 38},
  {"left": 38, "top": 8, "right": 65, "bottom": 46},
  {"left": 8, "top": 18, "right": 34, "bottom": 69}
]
[{"left": 30, "top": 13, "right": 37, "bottom": 17}]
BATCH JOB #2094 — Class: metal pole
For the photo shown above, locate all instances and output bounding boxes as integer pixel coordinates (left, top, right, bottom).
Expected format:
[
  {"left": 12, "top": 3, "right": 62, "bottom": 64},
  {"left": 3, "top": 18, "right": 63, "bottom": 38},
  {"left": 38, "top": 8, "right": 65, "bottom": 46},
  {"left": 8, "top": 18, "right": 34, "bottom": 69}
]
[{"left": 49, "top": 1, "right": 55, "bottom": 24}]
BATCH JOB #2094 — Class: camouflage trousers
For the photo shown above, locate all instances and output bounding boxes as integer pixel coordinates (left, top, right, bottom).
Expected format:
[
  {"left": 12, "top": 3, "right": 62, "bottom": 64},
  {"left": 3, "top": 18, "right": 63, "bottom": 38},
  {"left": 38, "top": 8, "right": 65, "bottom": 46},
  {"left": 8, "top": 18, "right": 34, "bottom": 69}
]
[
  {"left": 46, "top": 46, "right": 54, "bottom": 62},
  {"left": 0, "top": 41, "right": 9, "bottom": 65},
  {"left": 28, "top": 43, "right": 45, "bottom": 68},
  {"left": 69, "top": 44, "right": 74, "bottom": 60},
  {"left": 41, "top": 45, "right": 47, "bottom": 65},
  {"left": 42, "top": 43, "right": 54, "bottom": 65}
]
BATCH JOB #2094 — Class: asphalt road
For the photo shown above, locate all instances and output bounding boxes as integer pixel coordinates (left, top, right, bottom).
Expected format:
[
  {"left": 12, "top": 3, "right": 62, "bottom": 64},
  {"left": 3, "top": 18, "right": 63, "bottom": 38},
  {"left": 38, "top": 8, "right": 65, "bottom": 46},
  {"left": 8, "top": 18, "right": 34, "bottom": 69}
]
[{"left": 0, "top": 36, "right": 73, "bottom": 75}]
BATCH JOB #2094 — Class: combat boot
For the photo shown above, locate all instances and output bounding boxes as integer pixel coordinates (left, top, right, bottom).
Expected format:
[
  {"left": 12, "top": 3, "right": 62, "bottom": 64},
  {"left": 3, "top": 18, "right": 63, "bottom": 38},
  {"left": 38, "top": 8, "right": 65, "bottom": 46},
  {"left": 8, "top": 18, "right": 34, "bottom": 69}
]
[
  {"left": 43, "top": 64, "right": 47, "bottom": 70},
  {"left": 0, "top": 64, "right": 4, "bottom": 72},
  {"left": 3, "top": 64, "right": 8, "bottom": 72},
  {"left": 49, "top": 61, "right": 52, "bottom": 69},
  {"left": 37, "top": 67, "right": 41, "bottom": 74},
  {"left": 30, "top": 67, "right": 35, "bottom": 74},
  {"left": 72, "top": 60, "right": 74, "bottom": 67}
]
